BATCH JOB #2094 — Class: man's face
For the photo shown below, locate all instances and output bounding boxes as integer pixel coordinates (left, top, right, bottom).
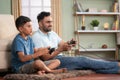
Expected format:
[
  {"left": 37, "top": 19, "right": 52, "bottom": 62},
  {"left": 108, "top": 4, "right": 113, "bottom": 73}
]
[{"left": 39, "top": 16, "right": 53, "bottom": 33}]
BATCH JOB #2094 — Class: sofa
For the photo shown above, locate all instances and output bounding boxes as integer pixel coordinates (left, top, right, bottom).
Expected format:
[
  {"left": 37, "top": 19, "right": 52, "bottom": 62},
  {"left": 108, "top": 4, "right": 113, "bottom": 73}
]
[{"left": 0, "top": 14, "right": 18, "bottom": 71}]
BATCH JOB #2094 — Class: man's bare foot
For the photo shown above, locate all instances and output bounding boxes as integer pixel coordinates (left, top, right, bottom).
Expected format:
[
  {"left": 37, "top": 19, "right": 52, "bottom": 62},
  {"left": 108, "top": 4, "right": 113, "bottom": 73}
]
[{"left": 37, "top": 70, "right": 45, "bottom": 75}]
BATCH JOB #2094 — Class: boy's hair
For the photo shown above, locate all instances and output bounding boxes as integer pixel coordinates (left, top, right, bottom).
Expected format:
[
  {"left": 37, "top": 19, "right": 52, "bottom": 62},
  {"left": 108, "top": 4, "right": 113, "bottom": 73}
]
[
  {"left": 37, "top": 11, "right": 50, "bottom": 22},
  {"left": 15, "top": 16, "right": 31, "bottom": 30}
]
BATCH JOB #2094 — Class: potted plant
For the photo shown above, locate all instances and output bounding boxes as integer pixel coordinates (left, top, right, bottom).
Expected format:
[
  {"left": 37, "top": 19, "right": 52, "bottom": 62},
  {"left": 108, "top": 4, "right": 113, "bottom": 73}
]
[{"left": 90, "top": 20, "right": 100, "bottom": 30}]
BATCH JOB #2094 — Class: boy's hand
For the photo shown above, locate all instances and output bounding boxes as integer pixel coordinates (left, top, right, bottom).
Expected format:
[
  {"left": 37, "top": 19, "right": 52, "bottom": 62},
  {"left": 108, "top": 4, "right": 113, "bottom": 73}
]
[{"left": 37, "top": 47, "right": 49, "bottom": 56}]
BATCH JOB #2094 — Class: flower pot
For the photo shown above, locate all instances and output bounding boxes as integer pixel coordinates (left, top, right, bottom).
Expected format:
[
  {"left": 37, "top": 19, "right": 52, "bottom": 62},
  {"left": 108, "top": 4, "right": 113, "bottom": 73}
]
[{"left": 94, "top": 26, "right": 98, "bottom": 31}]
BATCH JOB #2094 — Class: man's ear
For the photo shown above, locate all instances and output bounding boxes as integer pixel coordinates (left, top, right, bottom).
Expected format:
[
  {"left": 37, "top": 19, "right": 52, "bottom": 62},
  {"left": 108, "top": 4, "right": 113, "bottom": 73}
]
[{"left": 39, "top": 22, "right": 42, "bottom": 27}]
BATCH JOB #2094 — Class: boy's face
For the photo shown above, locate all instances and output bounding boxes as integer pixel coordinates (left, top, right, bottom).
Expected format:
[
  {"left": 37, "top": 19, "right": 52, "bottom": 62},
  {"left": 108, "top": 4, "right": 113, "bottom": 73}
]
[{"left": 19, "top": 22, "right": 32, "bottom": 35}]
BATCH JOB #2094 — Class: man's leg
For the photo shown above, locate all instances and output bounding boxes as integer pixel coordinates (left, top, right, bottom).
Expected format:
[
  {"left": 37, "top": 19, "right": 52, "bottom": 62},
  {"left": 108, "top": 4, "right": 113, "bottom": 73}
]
[{"left": 56, "top": 55, "right": 119, "bottom": 74}]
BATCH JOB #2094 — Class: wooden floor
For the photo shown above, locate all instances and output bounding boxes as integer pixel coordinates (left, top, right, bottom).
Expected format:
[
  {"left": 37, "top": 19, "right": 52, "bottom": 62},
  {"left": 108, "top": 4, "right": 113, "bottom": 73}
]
[
  {"left": 62, "top": 74, "right": 120, "bottom": 80},
  {"left": 0, "top": 77, "right": 3, "bottom": 80},
  {"left": 0, "top": 74, "right": 120, "bottom": 80}
]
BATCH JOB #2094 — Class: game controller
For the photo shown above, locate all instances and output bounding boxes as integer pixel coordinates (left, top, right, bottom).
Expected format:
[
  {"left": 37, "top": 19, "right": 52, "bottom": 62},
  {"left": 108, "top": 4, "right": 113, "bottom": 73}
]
[
  {"left": 68, "top": 40, "right": 76, "bottom": 45},
  {"left": 48, "top": 48, "right": 55, "bottom": 54}
]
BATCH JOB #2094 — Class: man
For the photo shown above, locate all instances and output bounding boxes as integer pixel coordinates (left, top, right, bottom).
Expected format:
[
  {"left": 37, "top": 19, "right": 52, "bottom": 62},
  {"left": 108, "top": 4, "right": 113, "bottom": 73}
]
[{"left": 32, "top": 11, "right": 120, "bottom": 74}]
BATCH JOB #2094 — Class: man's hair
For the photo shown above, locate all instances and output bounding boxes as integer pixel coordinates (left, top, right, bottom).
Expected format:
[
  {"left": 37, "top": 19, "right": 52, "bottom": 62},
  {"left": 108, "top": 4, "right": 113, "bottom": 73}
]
[
  {"left": 37, "top": 11, "right": 51, "bottom": 22},
  {"left": 15, "top": 16, "right": 31, "bottom": 30}
]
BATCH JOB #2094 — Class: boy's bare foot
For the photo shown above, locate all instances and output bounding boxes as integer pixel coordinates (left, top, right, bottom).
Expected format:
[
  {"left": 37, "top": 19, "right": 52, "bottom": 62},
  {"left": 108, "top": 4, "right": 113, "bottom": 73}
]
[
  {"left": 37, "top": 70, "right": 45, "bottom": 75},
  {"left": 49, "top": 68, "right": 67, "bottom": 74}
]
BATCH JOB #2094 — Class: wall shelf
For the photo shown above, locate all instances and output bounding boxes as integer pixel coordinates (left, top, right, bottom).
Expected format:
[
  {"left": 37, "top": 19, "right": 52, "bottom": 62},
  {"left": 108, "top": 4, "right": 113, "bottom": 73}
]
[
  {"left": 75, "top": 12, "right": 120, "bottom": 16},
  {"left": 75, "top": 30, "right": 120, "bottom": 34},
  {"left": 78, "top": 48, "right": 116, "bottom": 52},
  {"left": 73, "top": 0, "right": 120, "bottom": 60}
]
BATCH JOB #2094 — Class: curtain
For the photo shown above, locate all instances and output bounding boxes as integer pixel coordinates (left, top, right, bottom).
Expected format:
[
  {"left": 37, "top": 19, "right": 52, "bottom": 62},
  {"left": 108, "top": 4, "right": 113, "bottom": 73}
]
[
  {"left": 11, "top": 0, "right": 22, "bottom": 20},
  {"left": 51, "top": 0, "right": 62, "bottom": 37}
]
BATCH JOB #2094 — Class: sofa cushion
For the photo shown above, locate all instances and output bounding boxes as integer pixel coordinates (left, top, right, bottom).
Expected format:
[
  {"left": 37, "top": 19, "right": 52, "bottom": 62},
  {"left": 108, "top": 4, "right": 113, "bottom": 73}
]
[
  {"left": 0, "top": 15, "right": 18, "bottom": 39},
  {"left": 0, "top": 39, "right": 12, "bottom": 51},
  {"left": 4, "top": 70, "right": 95, "bottom": 80},
  {"left": 0, "top": 51, "right": 11, "bottom": 70}
]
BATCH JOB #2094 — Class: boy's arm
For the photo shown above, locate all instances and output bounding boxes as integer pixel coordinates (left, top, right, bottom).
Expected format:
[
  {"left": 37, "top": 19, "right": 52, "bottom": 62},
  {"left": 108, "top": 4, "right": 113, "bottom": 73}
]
[
  {"left": 18, "top": 48, "right": 49, "bottom": 62},
  {"left": 18, "top": 52, "right": 34, "bottom": 62}
]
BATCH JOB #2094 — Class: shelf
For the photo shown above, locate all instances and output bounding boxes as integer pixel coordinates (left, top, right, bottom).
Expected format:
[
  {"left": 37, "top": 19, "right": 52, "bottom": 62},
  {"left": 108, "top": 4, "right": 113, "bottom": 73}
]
[
  {"left": 78, "top": 48, "right": 116, "bottom": 52},
  {"left": 75, "top": 30, "right": 120, "bottom": 34},
  {"left": 73, "top": 0, "right": 119, "bottom": 60},
  {"left": 75, "top": 12, "right": 120, "bottom": 16}
]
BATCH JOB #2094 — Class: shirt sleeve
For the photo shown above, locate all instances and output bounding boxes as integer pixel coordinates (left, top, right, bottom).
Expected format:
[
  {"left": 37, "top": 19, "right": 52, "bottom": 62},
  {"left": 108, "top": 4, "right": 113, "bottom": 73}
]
[{"left": 14, "top": 39, "right": 24, "bottom": 53}]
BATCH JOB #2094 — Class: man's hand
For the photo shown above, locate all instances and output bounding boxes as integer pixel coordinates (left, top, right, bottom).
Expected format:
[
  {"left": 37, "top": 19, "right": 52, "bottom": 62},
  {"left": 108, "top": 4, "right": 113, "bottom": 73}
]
[
  {"left": 55, "top": 39, "right": 76, "bottom": 54},
  {"left": 57, "top": 42, "right": 72, "bottom": 52},
  {"left": 67, "top": 38, "right": 77, "bottom": 47}
]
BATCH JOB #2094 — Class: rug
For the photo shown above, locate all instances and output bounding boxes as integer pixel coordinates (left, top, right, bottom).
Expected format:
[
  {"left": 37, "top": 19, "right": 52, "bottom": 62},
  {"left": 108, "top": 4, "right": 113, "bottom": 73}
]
[{"left": 4, "top": 70, "right": 95, "bottom": 80}]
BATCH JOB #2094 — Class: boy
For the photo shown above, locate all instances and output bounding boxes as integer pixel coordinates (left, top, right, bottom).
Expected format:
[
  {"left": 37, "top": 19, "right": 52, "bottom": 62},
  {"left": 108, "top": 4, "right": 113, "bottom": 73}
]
[{"left": 11, "top": 16, "right": 67, "bottom": 75}]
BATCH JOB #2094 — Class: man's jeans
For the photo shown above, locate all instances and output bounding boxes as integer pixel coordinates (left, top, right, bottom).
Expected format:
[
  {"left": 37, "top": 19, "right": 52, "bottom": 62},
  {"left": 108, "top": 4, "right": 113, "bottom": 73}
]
[{"left": 56, "top": 55, "right": 119, "bottom": 74}]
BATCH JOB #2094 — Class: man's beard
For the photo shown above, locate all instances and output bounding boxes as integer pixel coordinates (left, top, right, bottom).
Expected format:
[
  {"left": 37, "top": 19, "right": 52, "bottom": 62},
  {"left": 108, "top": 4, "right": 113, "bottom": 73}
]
[{"left": 43, "top": 27, "right": 51, "bottom": 32}]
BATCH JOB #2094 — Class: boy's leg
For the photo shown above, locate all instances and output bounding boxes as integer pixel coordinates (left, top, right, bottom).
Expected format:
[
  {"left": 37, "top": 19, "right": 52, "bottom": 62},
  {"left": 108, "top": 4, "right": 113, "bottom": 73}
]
[
  {"left": 34, "top": 59, "right": 51, "bottom": 72},
  {"left": 19, "top": 60, "right": 51, "bottom": 74},
  {"left": 35, "top": 59, "right": 67, "bottom": 73},
  {"left": 45, "top": 59, "right": 60, "bottom": 69},
  {"left": 18, "top": 62, "right": 37, "bottom": 74},
  {"left": 44, "top": 59, "right": 67, "bottom": 73},
  {"left": 19, "top": 59, "right": 67, "bottom": 74}
]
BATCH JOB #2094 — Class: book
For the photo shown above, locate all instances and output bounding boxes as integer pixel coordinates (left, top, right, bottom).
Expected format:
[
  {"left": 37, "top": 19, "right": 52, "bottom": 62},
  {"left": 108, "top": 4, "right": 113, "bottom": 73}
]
[{"left": 74, "top": 0, "right": 84, "bottom": 12}]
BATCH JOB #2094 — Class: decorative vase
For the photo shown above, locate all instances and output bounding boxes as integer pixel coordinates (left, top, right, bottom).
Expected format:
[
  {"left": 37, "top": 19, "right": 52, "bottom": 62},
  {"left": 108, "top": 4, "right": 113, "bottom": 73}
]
[{"left": 81, "top": 26, "right": 85, "bottom": 30}]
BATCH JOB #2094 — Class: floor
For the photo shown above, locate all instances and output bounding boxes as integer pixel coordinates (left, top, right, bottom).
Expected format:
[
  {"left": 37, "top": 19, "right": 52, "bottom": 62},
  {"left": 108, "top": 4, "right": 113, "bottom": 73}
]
[
  {"left": 62, "top": 74, "right": 120, "bottom": 80},
  {"left": 0, "top": 74, "right": 120, "bottom": 80},
  {"left": 0, "top": 77, "right": 3, "bottom": 80}
]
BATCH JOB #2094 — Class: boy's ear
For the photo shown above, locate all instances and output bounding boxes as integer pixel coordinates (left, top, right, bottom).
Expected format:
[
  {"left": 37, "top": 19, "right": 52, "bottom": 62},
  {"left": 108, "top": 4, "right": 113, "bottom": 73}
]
[{"left": 18, "top": 26, "right": 23, "bottom": 32}]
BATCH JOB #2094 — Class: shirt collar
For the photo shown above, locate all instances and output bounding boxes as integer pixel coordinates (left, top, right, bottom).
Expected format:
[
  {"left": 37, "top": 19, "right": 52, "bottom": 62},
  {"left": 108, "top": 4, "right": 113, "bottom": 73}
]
[
  {"left": 17, "top": 34, "right": 30, "bottom": 42},
  {"left": 38, "top": 29, "right": 52, "bottom": 36}
]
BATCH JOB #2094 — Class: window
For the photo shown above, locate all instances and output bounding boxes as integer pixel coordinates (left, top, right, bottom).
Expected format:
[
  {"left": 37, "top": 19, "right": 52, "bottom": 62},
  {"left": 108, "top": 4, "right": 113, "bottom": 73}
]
[{"left": 21, "top": 0, "right": 51, "bottom": 31}]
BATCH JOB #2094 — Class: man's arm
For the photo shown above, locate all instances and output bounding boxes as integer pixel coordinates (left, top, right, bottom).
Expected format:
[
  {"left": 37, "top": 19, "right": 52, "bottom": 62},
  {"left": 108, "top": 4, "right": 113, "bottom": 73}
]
[{"left": 41, "top": 40, "right": 72, "bottom": 60}]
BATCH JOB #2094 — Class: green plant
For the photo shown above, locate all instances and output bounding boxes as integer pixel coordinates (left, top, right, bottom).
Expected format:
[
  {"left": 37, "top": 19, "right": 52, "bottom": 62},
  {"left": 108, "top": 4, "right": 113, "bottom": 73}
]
[{"left": 90, "top": 20, "right": 100, "bottom": 27}]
